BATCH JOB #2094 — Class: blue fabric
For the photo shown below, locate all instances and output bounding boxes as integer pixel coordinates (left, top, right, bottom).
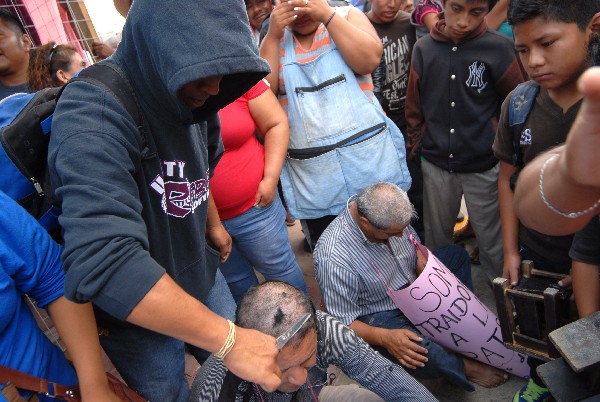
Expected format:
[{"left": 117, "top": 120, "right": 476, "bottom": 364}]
[
  {"left": 96, "top": 314, "right": 189, "bottom": 402},
  {"left": 219, "top": 194, "right": 307, "bottom": 302},
  {"left": 498, "top": 21, "right": 513, "bottom": 39},
  {"left": 357, "top": 245, "right": 475, "bottom": 391},
  {"left": 98, "top": 269, "right": 236, "bottom": 401},
  {"left": 187, "top": 269, "right": 237, "bottom": 364},
  {"left": 279, "top": 29, "right": 411, "bottom": 219},
  {"left": 0, "top": 191, "right": 77, "bottom": 401},
  {"left": 48, "top": 0, "right": 271, "bottom": 395},
  {"left": 0, "top": 92, "right": 39, "bottom": 201}
]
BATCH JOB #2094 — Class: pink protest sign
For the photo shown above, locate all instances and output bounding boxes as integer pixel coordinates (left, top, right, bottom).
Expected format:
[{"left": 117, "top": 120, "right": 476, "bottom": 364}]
[{"left": 389, "top": 243, "right": 529, "bottom": 378}]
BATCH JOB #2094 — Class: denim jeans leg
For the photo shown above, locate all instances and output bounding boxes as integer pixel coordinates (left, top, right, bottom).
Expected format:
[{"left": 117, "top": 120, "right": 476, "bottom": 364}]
[
  {"left": 357, "top": 309, "right": 474, "bottom": 391},
  {"left": 222, "top": 194, "right": 307, "bottom": 294},
  {"left": 204, "top": 269, "right": 237, "bottom": 321},
  {"left": 219, "top": 242, "right": 259, "bottom": 303},
  {"left": 188, "top": 269, "right": 238, "bottom": 364},
  {"left": 96, "top": 312, "right": 189, "bottom": 402},
  {"left": 433, "top": 245, "right": 473, "bottom": 291}
]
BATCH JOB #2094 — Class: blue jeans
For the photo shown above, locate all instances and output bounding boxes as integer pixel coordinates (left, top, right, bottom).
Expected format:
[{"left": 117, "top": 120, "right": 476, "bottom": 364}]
[
  {"left": 357, "top": 245, "right": 475, "bottom": 391},
  {"left": 98, "top": 270, "right": 236, "bottom": 401},
  {"left": 219, "top": 194, "right": 307, "bottom": 302}
]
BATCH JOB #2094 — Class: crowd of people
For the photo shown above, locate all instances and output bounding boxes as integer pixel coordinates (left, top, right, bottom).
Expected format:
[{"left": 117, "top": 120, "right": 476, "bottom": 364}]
[{"left": 1, "top": 0, "right": 599, "bottom": 401}]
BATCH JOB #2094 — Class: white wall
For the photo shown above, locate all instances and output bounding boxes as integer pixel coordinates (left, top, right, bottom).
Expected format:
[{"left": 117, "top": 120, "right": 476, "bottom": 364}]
[{"left": 83, "top": 0, "right": 125, "bottom": 44}]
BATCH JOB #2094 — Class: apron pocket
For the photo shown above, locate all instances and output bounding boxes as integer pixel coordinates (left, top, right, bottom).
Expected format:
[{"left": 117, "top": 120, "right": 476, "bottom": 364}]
[
  {"left": 295, "top": 74, "right": 358, "bottom": 143},
  {"left": 284, "top": 149, "right": 347, "bottom": 215},
  {"left": 337, "top": 126, "right": 411, "bottom": 194}
]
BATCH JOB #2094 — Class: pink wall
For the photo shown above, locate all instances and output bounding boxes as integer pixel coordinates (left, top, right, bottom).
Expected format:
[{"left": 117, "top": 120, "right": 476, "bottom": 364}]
[{"left": 22, "top": 0, "right": 68, "bottom": 45}]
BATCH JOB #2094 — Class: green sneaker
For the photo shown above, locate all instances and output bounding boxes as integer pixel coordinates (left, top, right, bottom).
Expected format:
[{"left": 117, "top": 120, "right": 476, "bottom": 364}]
[{"left": 513, "top": 379, "right": 550, "bottom": 402}]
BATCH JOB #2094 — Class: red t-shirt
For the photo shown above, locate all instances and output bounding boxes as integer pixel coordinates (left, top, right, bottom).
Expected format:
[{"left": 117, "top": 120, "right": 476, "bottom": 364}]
[{"left": 211, "top": 79, "right": 269, "bottom": 220}]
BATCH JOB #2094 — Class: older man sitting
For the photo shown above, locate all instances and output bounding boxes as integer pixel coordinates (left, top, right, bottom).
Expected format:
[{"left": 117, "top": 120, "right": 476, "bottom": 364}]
[
  {"left": 189, "top": 280, "right": 437, "bottom": 401},
  {"left": 314, "top": 182, "right": 508, "bottom": 390}
]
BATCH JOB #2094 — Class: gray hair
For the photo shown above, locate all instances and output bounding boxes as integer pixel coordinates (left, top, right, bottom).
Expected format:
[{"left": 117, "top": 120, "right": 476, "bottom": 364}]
[
  {"left": 355, "top": 182, "right": 417, "bottom": 230},
  {"left": 236, "top": 281, "right": 316, "bottom": 349}
]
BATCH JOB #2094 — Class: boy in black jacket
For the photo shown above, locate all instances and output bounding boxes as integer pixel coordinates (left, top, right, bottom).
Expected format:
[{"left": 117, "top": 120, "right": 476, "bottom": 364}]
[{"left": 405, "top": 0, "right": 524, "bottom": 282}]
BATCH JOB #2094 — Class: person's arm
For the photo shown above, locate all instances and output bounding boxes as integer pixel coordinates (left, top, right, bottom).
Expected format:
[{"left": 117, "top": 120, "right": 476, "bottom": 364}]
[
  {"left": 113, "top": 0, "right": 132, "bottom": 18},
  {"left": 92, "top": 43, "right": 115, "bottom": 60},
  {"left": 321, "top": 313, "right": 438, "bottom": 402},
  {"left": 189, "top": 355, "right": 229, "bottom": 400},
  {"left": 485, "top": 0, "right": 508, "bottom": 31},
  {"left": 421, "top": 13, "right": 438, "bottom": 32},
  {"left": 298, "top": 1, "right": 383, "bottom": 74},
  {"left": 514, "top": 69, "right": 600, "bottom": 234},
  {"left": 260, "top": 0, "right": 297, "bottom": 93},
  {"left": 47, "top": 300, "right": 120, "bottom": 402},
  {"left": 348, "top": 319, "right": 428, "bottom": 369},
  {"left": 2, "top": 192, "right": 119, "bottom": 401},
  {"left": 498, "top": 161, "right": 522, "bottom": 285},
  {"left": 572, "top": 260, "right": 600, "bottom": 317},
  {"left": 206, "top": 192, "right": 232, "bottom": 262},
  {"left": 127, "top": 274, "right": 282, "bottom": 391},
  {"left": 405, "top": 59, "right": 424, "bottom": 160},
  {"left": 249, "top": 85, "right": 289, "bottom": 207},
  {"left": 411, "top": 0, "right": 442, "bottom": 33}
]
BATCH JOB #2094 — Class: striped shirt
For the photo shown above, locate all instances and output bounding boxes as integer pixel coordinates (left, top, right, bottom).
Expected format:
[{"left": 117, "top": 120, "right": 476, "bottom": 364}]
[
  {"left": 189, "top": 311, "right": 438, "bottom": 402},
  {"left": 313, "top": 197, "right": 419, "bottom": 325},
  {"left": 277, "top": 5, "right": 375, "bottom": 110}
]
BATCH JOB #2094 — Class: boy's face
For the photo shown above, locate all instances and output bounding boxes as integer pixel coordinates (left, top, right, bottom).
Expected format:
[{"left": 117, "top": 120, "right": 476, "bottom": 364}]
[
  {"left": 514, "top": 17, "right": 590, "bottom": 92},
  {"left": 442, "top": 0, "right": 489, "bottom": 43},
  {"left": 245, "top": 0, "right": 273, "bottom": 31},
  {"left": 369, "top": 0, "right": 403, "bottom": 24}
]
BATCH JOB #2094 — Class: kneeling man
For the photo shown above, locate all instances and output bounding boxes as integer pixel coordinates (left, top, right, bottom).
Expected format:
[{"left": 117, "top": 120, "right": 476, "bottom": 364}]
[
  {"left": 190, "top": 280, "right": 437, "bottom": 401},
  {"left": 314, "top": 182, "right": 507, "bottom": 390}
]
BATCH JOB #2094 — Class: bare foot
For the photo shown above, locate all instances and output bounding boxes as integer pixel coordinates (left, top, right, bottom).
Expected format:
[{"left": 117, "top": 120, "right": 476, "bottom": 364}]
[{"left": 463, "top": 358, "right": 509, "bottom": 388}]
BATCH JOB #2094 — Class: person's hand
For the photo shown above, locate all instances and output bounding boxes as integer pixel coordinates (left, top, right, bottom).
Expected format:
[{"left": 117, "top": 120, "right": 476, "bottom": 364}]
[
  {"left": 91, "top": 42, "right": 114, "bottom": 60},
  {"left": 290, "top": 0, "right": 333, "bottom": 25},
  {"left": 255, "top": 178, "right": 277, "bottom": 208},
  {"left": 206, "top": 223, "right": 232, "bottom": 262},
  {"left": 563, "top": 67, "right": 600, "bottom": 189},
  {"left": 223, "top": 326, "right": 282, "bottom": 392},
  {"left": 382, "top": 328, "right": 429, "bottom": 369},
  {"left": 268, "top": 0, "right": 300, "bottom": 40},
  {"left": 502, "top": 249, "right": 522, "bottom": 286},
  {"left": 558, "top": 275, "right": 572, "bottom": 287}
]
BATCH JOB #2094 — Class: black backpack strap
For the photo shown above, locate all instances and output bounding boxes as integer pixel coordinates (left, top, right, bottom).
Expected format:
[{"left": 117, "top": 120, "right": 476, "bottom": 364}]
[
  {"left": 63, "top": 62, "right": 155, "bottom": 159},
  {"left": 508, "top": 81, "right": 539, "bottom": 167}
]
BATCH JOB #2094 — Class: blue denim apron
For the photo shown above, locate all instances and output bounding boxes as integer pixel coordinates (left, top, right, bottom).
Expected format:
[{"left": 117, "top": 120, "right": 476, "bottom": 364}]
[{"left": 280, "top": 29, "right": 411, "bottom": 219}]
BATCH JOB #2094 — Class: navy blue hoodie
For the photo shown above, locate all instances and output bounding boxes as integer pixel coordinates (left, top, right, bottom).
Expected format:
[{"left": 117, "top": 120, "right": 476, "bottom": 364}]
[{"left": 48, "top": 0, "right": 270, "bottom": 320}]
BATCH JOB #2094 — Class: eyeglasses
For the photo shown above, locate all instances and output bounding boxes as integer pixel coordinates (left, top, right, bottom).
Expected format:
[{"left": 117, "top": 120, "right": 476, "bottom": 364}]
[{"left": 47, "top": 43, "right": 58, "bottom": 67}]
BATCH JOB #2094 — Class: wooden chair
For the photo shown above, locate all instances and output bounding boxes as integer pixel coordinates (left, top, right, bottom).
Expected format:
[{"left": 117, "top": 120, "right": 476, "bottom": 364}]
[{"left": 493, "top": 260, "right": 575, "bottom": 361}]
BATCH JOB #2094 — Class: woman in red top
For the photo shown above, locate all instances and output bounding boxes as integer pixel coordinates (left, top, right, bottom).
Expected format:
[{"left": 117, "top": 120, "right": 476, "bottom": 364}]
[{"left": 211, "top": 79, "right": 307, "bottom": 302}]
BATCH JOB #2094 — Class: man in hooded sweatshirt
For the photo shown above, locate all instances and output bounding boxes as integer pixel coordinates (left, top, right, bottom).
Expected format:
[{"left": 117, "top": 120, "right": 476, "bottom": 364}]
[{"left": 47, "top": 1, "right": 281, "bottom": 401}]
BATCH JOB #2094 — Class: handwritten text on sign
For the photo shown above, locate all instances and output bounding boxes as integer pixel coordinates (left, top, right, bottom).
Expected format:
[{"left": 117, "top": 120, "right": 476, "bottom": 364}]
[{"left": 390, "top": 245, "right": 529, "bottom": 377}]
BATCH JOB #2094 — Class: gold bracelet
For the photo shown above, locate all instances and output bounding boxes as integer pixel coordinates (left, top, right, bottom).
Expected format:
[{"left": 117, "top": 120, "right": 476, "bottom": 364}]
[{"left": 214, "top": 320, "right": 236, "bottom": 360}]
